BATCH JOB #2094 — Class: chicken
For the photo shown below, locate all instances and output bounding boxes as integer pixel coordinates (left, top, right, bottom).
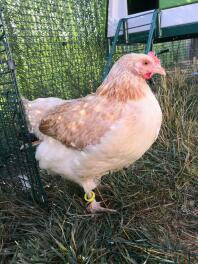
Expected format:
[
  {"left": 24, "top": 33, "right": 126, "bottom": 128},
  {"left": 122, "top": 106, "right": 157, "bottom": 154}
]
[{"left": 35, "top": 52, "right": 165, "bottom": 213}]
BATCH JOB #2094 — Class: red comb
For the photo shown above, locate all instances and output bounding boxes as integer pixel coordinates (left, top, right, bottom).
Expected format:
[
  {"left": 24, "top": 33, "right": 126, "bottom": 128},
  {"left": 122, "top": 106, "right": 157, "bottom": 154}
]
[{"left": 148, "top": 51, "right": 160, "bottom": 64}]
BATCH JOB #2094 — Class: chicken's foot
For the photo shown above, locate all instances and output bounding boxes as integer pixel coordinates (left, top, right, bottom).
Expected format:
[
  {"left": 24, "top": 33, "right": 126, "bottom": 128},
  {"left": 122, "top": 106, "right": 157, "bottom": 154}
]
[
  {"left": 84, "top": 191, "right": 116, "bottom": 213},
  {"left": 86, "top": 200, "right": 116, "bottom": 213}
]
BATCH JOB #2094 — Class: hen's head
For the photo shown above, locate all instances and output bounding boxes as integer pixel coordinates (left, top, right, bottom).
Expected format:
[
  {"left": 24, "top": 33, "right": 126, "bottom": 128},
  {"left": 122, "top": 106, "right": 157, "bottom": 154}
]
[
  {"left": 110, "top": 52, "right": 165, "bottom": 80},
  {"left": 98, "top": 52, "right": 166, "bottom": 102}
]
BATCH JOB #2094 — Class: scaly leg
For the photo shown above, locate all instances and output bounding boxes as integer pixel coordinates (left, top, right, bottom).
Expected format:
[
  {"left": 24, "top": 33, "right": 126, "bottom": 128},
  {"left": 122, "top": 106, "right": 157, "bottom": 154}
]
[{"left": 83, "top": 181, "right": 116, "bottom": 213}]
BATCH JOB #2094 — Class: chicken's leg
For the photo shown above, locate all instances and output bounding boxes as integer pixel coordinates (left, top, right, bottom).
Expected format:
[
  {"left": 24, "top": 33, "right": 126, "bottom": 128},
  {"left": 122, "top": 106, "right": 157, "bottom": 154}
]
[
  {"left": 84, "top": 191, "right": 116, "bottom": 214},
  {"left": 82, "top": 180, "right": 116, "bottom": 213}
]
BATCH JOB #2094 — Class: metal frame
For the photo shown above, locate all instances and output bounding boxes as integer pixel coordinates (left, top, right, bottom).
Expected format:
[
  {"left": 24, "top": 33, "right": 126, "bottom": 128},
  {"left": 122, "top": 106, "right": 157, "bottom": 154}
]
[
  {"left": 102, "top": 9, "right": 159, "bottom": 79},
  {"left": 0, "top": 8, "right": 47, "bottom": 205}
]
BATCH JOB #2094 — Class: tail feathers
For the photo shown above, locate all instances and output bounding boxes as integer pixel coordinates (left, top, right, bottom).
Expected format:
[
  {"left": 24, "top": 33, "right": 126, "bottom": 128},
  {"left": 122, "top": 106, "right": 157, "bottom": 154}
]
[
  {"left": 20, "top": 96, "right": 31, "bottom": 131},
  {"left": 21, "top": 96, "right": 29, "bottom": 106}
]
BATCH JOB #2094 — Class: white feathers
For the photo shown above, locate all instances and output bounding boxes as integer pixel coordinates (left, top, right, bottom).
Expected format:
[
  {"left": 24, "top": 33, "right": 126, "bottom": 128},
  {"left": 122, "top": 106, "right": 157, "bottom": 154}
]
[
  {"left": 22, "top": 97, "right": 66, "bottom": 139},
  {"left": 35, "top": 84, "right": 162, "bottom": 192}
]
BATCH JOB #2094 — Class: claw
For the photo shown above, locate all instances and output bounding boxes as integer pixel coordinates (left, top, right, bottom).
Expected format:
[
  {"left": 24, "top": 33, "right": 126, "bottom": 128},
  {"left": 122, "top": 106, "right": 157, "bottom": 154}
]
[{"left": 86, "top": 200, "right": 116, "bottom": 214}]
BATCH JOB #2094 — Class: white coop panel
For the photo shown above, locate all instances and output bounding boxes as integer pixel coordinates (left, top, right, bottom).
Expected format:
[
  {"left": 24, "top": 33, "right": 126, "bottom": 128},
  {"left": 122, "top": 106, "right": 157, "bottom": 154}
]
[
  {"left": 161, "top": 3, "right": 198, "bottom": 28},
  {"left": 107, "top": 0, "right": 128, "bottom": 38},
  {"left": 107, "top": 0, "right": 153, "bottom": 38}
]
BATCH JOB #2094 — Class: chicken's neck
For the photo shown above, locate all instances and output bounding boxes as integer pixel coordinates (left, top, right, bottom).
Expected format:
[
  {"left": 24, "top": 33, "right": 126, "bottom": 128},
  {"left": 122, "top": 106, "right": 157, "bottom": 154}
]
[{"left": 96, "top": 71, "right": 147, "bottom": 102}]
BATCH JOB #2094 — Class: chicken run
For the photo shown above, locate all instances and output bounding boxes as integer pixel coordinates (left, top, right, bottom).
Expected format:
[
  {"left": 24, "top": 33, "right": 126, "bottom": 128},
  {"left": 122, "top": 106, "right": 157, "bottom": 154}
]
[{"left": 0, "top": 0, "right": 198, "bottom": 211}]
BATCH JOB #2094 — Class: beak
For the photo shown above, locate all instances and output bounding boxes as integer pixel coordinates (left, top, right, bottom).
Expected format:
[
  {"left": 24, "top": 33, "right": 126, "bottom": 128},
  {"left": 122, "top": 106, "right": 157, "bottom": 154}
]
[{"left": 154, "top": 65, "right": 166, "bottom": 76}]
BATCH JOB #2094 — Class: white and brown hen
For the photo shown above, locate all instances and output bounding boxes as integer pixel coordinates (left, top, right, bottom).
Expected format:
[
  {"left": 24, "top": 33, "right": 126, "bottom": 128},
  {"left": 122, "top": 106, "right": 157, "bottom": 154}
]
[{"left": 33, "top": 52, "right": 165, "bottom": 213}]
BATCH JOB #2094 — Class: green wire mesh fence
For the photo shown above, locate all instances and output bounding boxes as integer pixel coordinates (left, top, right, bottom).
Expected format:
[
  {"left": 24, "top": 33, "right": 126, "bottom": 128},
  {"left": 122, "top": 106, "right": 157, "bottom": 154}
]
[
  {"left": 109, "top": 38, "right": 198, "bottom": 76},
  {"left": 0, "top": 0, "right": 107, "bottom": 204},
  {"left": 0, "top": 8, "right": 47, "bottom": 204},
  {"left": 2, "top": 0, "right": 107, "bottom": 99},
  {"left": 0, "top": 0, "right": 197, "bottom": 204}
]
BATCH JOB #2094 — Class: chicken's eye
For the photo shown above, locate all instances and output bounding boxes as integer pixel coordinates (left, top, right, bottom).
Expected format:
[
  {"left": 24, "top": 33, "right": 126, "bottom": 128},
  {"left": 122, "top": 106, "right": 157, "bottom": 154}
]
[{"left": 144, "top": 61, "right": 149, "bottom": 65}]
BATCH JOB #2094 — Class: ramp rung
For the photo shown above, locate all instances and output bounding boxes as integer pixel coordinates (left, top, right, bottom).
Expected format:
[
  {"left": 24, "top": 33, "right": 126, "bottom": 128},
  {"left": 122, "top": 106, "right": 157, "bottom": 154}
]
[{"left": 102, "top": 9, "right": 159, "bottom": 80}]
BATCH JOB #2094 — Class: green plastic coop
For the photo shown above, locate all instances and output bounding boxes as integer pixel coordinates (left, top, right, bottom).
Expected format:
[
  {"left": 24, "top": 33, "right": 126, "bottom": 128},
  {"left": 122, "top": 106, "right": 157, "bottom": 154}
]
[{"left": 104, "top": 0, "right": 198, "bottom": 77}]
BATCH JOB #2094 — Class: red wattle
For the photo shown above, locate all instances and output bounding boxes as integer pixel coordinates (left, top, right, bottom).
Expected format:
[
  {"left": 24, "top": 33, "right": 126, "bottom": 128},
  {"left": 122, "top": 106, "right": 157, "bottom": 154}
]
[{"left": 143, "top": 72, "right": 152, "bottom": 80}]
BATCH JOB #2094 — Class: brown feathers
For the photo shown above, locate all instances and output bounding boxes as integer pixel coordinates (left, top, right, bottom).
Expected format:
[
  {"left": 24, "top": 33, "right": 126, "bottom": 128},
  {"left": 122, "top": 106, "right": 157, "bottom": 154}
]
[
  {"left": 97, "top": 73, "right": 146, "bottom": 102},
  {"left": 39, "top": 96, "right": 122, "bottom": 150}
]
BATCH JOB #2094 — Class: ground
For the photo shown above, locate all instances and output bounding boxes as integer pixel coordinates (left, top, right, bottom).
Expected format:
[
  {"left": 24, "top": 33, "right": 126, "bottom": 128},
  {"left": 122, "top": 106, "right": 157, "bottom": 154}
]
[{"left": 0, "top": 72, "right": 198, "bottom": 263}]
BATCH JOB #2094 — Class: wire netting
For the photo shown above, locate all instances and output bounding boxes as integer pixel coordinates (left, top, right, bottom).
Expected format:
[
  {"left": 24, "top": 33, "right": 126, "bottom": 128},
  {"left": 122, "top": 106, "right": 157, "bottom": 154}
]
[
  {"left": 155, "top": 39, "right": 198, "bottom": 74},
  {"left": 2, "top": 0, "right": 107, "bottom": 99},
  {"left": 111, "top": 39, "right": 198, "bottom": 76},
  {"left": 0, "top": 12, "right": 47, "bottom": 203},
  {"left": 0, "top": 0, "right": 107, "bottom": 203}
]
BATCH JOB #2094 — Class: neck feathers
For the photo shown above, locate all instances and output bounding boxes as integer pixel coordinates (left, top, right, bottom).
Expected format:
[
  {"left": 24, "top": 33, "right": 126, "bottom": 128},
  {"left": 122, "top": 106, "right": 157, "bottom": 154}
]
[{"left": 97, "top": 71, "right": 146, "bottom": 102}]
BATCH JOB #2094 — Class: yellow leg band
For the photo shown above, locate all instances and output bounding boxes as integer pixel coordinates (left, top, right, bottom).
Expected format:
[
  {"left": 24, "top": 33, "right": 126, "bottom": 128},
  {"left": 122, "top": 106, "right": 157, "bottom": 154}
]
[{"left": 84, "top": 191, "right": 95, "bottom": 203}]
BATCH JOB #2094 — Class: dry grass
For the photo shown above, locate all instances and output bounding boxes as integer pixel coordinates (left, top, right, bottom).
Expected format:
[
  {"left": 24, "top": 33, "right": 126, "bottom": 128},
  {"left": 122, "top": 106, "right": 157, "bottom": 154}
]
[{"left": 0, "top": 72, "right": 198, "bottom": 263}]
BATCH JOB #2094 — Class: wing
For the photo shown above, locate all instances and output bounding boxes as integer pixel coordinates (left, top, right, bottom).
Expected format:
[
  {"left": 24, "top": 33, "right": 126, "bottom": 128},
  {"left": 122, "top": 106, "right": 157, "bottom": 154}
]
[{"left": 39, "top": 95, "right": 122, "bottom": 150}]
